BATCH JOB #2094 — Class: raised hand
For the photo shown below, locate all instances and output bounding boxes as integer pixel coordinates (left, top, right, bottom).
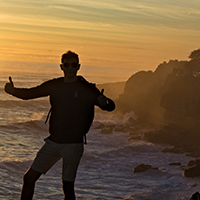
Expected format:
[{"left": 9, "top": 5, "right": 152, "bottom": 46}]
[
  {"left": 9, "top": 76, "right": 13, "bottom": 86},
  {"left": 97, "top": 89, "right": 108, "bottom": 106},
  {"left": 5, "top": 76, "right": 15, "bottom": 94}
]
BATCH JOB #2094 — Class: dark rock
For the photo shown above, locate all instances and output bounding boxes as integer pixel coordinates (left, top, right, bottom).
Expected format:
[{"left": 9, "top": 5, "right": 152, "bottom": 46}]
[
  {"left": 144, "top": 124, "right": 200, "bottom": 157},
  {"left": 184, "top": 159, "right": 200, "bottom": 177},
  {"left": 106, "top": 124, "right": 116, "bottom": 128},
  {"left": 169, "top": 162, "right": 181, "bottom": 166},
  {"left": 129, "top": 136, "right": 142, "bottom": 141},
  {"left": 133, "top": 164, "right": 158, "bottom": 173},
  {"left": 101, "top": 127, "right": 113, "bottom": 134},
  {"left": 188, "top": 160, "right": 197, "bottom": 167},
  {"left": 191, "top": 183, "right": 198, "bottom": 187},
  {"left": 184, "top": 167, "right": 200, "bottom": 178},
  {"left": 190, "top": 192, "right": 200, "bottom": 200},
  {"left": 95, "top": 123, "right": 105, "bottom": 129},
  {"left": 144, "top": 125, "right": 187, "bottom": 145}
]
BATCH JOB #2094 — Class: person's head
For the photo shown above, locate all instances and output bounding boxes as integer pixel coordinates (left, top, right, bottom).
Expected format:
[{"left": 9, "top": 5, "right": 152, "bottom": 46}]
[
  {"left": 61, "top": 51, "right": 79, "bottom": 64},
  {"left": 60, "top": 51, "right": 81, "bottom": 78}
]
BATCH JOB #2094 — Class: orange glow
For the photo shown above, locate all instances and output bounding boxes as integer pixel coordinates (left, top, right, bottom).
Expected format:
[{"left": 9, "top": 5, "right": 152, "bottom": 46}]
[{"left": 1, "top": 0, "right": 200, "bottom": 81}]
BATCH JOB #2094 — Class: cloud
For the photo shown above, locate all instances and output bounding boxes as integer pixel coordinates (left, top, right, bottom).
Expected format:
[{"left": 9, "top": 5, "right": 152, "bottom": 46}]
[
  {"left": 1, "top": 0, "right": 200, "bottom": 32},
  {"left": 0, "top": 12, "right": 114, "bottom": 32},
  {"left": 1, "top": 0, "right": 200, "bottom": 73}
]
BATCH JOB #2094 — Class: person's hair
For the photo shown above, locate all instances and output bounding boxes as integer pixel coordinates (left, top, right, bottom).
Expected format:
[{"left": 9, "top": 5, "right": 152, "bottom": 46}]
[{"left": 61, "top": 51, "right": 79, "bottom": 63}]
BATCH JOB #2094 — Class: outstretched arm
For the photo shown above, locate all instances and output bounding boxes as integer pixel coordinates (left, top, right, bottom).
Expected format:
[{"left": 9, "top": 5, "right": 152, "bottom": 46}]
[
  {"left": 97, "top": 89, "right": 115, "bottom": 111},
  {"left": 4, "top": 76, "right": 50, "bottom": 100}
]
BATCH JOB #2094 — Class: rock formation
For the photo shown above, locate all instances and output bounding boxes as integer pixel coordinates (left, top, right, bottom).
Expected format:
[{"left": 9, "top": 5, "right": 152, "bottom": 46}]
[
  {"left": 183, "top": 159, "right": 200, "bottom": 177},
  {"left": 116, "top": 60, "right": 186, "bottom": 124},
  {"left": 133, "top": 164, "right": 158, "bottom": 173}
]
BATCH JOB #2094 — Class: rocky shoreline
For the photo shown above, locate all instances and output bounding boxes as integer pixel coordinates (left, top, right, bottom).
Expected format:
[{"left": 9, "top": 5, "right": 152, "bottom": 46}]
[
  {"left": 93, "top": 117, "right": 200, "bottom": 178},
  {"left": 143, "top": 124, "right": 200, "bottom": 179},
  {"left": 143, "top": 124, "right": 200, "bottom": 158}
]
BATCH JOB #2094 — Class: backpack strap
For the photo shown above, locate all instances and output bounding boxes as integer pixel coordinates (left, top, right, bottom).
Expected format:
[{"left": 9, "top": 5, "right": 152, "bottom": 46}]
[
  {"left": 78, "top": 76, "right": 97, "bottom": 90},
  {"left": 44, "top": 107, "right": 52, "bottom": 124}
]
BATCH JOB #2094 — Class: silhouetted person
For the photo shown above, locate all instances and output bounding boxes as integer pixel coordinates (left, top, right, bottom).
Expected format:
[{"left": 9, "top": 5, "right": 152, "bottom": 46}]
[{"left": 4, "top": 51, "right": 115, "bottom": 200}]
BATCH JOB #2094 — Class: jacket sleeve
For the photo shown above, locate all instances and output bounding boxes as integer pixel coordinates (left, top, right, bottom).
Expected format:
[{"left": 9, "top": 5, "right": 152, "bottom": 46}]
[
  {"left": 98, "top": 97, "right": 116, "bottom": 112},
  {"left": 11, "top": 80, "right": 52, "bottom": 100},
  {"left": 94, "top": 87, "right": 115, "bottom": 112},
  {"left": 79, "top": 76, "right": 116, "bottom": 112}
]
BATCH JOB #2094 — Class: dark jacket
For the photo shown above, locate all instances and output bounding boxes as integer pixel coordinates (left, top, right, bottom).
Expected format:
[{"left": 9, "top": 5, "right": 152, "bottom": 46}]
[{"left": 11, "top": 76, "right": 115, "bottom": 143}]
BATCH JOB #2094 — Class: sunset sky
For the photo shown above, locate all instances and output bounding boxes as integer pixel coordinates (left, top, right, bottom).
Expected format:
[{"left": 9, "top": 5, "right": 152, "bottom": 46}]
[{"left": 1, "top": 0, "right": 200, "bottom": 82}]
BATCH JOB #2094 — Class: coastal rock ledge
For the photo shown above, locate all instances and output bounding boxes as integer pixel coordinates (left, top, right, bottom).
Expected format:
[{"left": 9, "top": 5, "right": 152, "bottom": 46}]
[
  {"left": 133, "top": 164, "right": 158, "bottom": 173},
  {"left": 183, "top": 159, "right": 200, "bottom": 177}
]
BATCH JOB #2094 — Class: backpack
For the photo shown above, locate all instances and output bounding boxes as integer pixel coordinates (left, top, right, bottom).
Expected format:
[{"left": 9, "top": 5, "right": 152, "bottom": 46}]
[{"left": 44, "top": 76, "right": 98, "bottom": 144}]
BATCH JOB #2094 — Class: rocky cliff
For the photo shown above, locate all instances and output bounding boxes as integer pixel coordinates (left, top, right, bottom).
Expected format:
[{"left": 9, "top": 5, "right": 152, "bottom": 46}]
[
  {"left": 115, "top": 52, "right": 200, "bottom": 157},
  {"left": 116, "top": 59, "right": 187, "bottom": 124},
  {"left": 160, "top": 58, "right": 200, "bottom": 130}
]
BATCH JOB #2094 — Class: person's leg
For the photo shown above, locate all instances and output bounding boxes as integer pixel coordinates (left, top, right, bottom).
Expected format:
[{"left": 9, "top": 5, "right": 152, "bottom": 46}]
[
  {"left": 21, "top": 168, "right": 42, "bottom": 200},
  {"left": 62, "top": 180, "right": 75, "bottom": 200},
  {"left": 61, "top": 143, "right": 84, "bottom": 200},
  {"left": 21, "top": 139, "right": 61, "bottom": 200}
]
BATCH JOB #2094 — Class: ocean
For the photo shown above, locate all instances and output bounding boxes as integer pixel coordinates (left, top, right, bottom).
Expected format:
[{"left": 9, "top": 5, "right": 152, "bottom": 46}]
[{"left": 0, "top": 60, "right": 200, "bottom": 200}]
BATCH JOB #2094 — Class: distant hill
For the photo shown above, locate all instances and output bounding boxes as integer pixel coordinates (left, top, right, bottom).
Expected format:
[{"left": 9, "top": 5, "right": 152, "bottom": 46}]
[{"left": 97, "top": 82, "right": 125, "bottom": 100}]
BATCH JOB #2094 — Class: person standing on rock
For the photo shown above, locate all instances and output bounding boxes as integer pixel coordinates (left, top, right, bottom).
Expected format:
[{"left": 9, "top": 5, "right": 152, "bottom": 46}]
[{"left": 4, "top": 50, "right": 115, "bottom": 200}]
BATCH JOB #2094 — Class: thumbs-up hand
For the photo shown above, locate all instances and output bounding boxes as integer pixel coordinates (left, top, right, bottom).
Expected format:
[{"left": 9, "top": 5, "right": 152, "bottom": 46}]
[
  {"left": 5, "top": 76, "right": 15, "bottom": 94},
  {"left": 9, "top": 76, "right": 13, "bottom": 85},
  {"left": 100, "top": 89, "right": 104, "bottom": 95},
  {"left": 97, "top": 89, "right": 108, "bottom": 106}
]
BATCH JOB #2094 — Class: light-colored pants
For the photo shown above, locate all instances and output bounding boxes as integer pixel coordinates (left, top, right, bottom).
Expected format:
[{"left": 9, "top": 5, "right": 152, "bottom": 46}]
[{"left": 31, "top": 139, "right": 84, "bottom": 181}]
